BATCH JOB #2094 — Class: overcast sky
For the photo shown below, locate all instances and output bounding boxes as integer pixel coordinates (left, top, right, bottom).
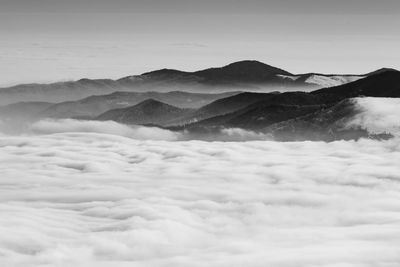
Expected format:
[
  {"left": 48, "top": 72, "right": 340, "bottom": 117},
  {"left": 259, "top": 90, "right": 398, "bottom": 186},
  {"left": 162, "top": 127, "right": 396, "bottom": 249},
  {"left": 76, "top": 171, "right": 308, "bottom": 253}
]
[{"left": 0, "top": 0, "right": 399, "bottom": 86}]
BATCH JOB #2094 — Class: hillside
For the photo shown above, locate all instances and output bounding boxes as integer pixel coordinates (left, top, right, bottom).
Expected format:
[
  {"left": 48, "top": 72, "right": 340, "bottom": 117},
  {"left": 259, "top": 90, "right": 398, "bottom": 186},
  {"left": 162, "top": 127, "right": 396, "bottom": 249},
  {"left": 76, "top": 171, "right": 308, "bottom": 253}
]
[{"left": 96, "top": 99, "right": 192, "bottom": 126}]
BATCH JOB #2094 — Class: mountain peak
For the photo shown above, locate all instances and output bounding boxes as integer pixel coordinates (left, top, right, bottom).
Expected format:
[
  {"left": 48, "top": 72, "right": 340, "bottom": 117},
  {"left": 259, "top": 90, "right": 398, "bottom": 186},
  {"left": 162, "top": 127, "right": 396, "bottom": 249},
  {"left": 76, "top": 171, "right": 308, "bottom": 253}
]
[
  {"left": 141, "top": 68, "right": 189, "bottom": 76},
  {"left": 194, "top": 60, "right": 292, "bottom": 82},
  {"left": 366, "top": 68, "right": 399, "bottom": 76},
  {"left": 127, "top": 98, "right": 184, "bottom": 114},
  {"left": 312, "top": 70, "right": 400, "bottom": 98},
  {"left": 224, "top": 60, "right": 283, "bottom": 69},
  {"left": 135, "top": 98, "right": 166, "bottom": 107},
  {"left": 96, "top": 98, "right": 189, "bottom": 126}
]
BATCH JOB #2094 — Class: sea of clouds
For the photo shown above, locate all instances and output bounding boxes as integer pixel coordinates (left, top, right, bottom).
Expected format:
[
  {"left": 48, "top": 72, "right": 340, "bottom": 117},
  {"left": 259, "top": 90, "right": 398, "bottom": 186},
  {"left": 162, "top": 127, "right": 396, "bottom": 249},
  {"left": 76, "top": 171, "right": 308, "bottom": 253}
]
[{"left": 1, "top": 97, "right": 400, "bottom": 266}]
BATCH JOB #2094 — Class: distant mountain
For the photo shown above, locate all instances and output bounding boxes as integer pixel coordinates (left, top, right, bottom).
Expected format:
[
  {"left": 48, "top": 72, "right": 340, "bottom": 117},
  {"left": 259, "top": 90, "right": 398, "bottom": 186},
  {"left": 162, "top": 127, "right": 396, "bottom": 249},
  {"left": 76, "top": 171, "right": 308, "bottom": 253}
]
[
  {"left": 312, "top": 70, "right": 400, "bottom": 98},
  {"left": 96, "top": 99, "right": 192, "bottom": 126},
  {"left": 1, "top": 60, "right": 380, "bottom": 106},
  {"left": 189, "top": 70, "right": 400, "bottom": 126},
  {"left": 277, "top": 68, "right": 398, "bottom": 88},
  {"left": 119, "top": 60, "right": 313, "bottom": 94},
  {"left": 193, "top": 60, "right": 293, "bottom": 83},
  {"left": 365, "top": 68, "right": 398, "bottom": 76},
  {"left": 2, "top": 67, "right": 398, "bottom": 141},
  {"left": 166, "top": 71, "right": 400, "bottom": 140},
  {"left": 0, "top": 79, "right": 117, "bottom": 106},
  {"left": 288, "top": 74, "right": 365, "bottom": 88},
  {"left": 39, "top": 91, "right": 238, "bottom": 119}
]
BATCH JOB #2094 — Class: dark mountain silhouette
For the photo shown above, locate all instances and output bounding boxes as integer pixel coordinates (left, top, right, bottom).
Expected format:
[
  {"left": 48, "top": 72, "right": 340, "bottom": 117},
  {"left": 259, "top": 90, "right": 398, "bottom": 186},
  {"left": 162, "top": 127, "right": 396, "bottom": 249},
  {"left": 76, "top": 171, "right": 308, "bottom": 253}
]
[
  {"left": 178, "top": 104, "right": 325, "bottom": 132},
  {"left": 39, "top": 91, "right": 238, "bottom": 119},
  {"left": 172, "top": 92, "right": 336, "bottom": 130},
  {"left": 365, "top": 68, "right": 398, "bottom": 76},
  {"left": 1, "top": 60, "right": 372, "bottom": 106},
  {"left": 141, "top": 69, "right": 190, "bottom": 77},
  {"left": 264, "top": 99, "right": 392, "bottom": 141},
  {"left": 312, "top": 71, "right": 400, "bottom": 98},
  {"left": 166, "top": 72, "right": 400, "bottom": 140},
  {"left": 184, "top": 92, "right": 278, "bottom": 122},
  {"left": 292, "top": 73, "right": 364, "bottom": 88},
  {"left": 172, "top": 98, "right": 391, "bottom": 142},
  {"left": 96, "top": 99, "right": 192, "bottom": 126},
  {"left": 193, "top": 60, "right": 293, "bottom": 83},
  {"left": 2, "top": 61, "right": 399, "bottom": 142}
]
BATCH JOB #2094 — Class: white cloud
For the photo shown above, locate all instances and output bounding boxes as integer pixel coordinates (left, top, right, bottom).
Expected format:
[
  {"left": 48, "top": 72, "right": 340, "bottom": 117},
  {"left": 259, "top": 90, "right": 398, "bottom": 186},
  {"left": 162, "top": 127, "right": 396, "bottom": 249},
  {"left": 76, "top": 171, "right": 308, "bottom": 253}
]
[
  {"left": 346, "top": 97, "right": 400, "bottom": 136},
  {"left": 220, "top": 128, "right": 273, "bottom": 141},
  {"left": 1, "top": 97, "right": 400, "bottom": 266},
  {"left": 30, "top": 119, "right": 181, "bottom": 141},
  {"left": 1, "top": 132, "right": 400, "bottom": 266}
]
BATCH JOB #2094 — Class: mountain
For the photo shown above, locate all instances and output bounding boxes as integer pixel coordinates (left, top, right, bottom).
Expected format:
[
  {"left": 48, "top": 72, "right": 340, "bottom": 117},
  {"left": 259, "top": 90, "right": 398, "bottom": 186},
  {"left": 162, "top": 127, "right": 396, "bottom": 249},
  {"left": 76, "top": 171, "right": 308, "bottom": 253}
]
[
  {"left": 167, "top": 72, "right": 400, "bottom": 140},
  {"left": 1, "top": 60, "right": 395, "bottom": 106},
  {"left": 193, "top": 60, "right": 293, "bottom": 83},
  {"left": 290, "top": 73, "right": 365, "bottom": 88},
  {"left": 180, "top": 92, "right": 278, "bottom": 123},
  {"left": 181, "top": 70, "right": 400, "bottom": 126},
  {"left": 172, "top": 92, "right": 336, "bottom": 130},
  {"left": 263, "top": 99, "right": 392, "bottom": 141},
  {"left": 96, "top": 99, "right": 192, "bottom": 126},
  {"left": 174, "top": 98, "right": 391, "bottom": 142},
  {"left": 179, "top": 104, "right": 326, "bottom": 132},
  {"left": 39, "top": 91, "right": 238, "bottom": 119},
  {"left": 0, "top": 60, "right": 359, "bottom": 106},
  {"left": 277, "top": 67, "right": 399, "bottom": 88},
  {"left": 365, "top": 68, "right": 398, "bottom": 76},
  {"left": 312, "top": 70, "right": 400, "bottom": 98},
  {"left": 0, "top": 79, "right": 117, "bottom": 106},
  {"left": 119, "top": 60, "right": 311, "bottom": 93}
]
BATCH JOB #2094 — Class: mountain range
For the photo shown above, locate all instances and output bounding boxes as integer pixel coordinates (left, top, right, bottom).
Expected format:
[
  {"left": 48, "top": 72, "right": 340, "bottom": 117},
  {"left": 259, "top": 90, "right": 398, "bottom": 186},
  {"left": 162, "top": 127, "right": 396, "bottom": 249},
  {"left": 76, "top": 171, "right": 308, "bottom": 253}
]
[
  {"left": 0, "top": 60, "right": 380, "bottom": 106},
  {"left": 0, "top": 60, "right": 399, "bottom": 141},
  {"left": 37, "top": 91, "right": 237, "bottom": 119},
  {"left": 94, "top": 70, "right": 399, "bottom": 141}
]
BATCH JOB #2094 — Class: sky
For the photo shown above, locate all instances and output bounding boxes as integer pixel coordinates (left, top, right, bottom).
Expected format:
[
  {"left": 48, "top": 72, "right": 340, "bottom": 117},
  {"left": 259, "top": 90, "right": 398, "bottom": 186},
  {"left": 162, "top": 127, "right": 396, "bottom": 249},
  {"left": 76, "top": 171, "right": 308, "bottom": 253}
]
[{"left": 0, "top": 0, "right": 399, "bottom": 86}]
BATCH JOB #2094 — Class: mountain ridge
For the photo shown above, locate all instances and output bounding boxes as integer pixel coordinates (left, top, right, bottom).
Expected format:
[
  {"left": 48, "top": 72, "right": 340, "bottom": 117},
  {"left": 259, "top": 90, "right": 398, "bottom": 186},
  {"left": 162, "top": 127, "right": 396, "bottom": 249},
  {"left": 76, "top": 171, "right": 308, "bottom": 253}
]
[
  {"left": 96, "top": 99, "right": 193, "bottom": 126},
  {"left": 1, "top": 60, "right": 393, "bottom": 106}
]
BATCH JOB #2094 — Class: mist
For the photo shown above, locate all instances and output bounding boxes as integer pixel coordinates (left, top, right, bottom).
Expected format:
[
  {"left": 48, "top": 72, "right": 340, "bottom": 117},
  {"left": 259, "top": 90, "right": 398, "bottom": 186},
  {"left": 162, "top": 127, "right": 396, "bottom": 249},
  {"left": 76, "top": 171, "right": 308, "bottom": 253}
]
[{"left": 1, "top": 97, "right": 400, "bottom": 141}]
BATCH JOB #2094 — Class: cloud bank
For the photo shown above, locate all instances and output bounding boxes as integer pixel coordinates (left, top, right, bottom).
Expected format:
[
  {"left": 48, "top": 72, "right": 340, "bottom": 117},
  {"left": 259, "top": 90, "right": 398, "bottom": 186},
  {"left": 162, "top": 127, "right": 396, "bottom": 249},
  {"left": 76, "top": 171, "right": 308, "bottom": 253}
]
[
  {"left": 347, "top": 97, "right": 400, "bottom": 136},
  {"left": 28, "top": 119, "right": 273, "bottom": 142},
  {"left": 1, "top": 97, "right": 400, "bottom": 266},
  {"left": 30, "top": 119, "right": 181, "bottom": 141},
  {"left": 1, "top": 132, "right": 400, "bottom": 266}
]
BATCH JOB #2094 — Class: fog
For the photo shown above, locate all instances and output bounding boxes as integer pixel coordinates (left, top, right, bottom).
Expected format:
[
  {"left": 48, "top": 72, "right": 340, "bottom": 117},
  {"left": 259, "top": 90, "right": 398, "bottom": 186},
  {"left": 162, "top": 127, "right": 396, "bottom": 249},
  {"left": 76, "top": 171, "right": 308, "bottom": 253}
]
[
  {"left": 1, "top": 97, "right": 400, "bottom": 266},
  {"left": 347, "top": 97, "right": 400, "bottom": 136},
  {"left": 31, "top": 119, "right": 181, "bottom": 141}
]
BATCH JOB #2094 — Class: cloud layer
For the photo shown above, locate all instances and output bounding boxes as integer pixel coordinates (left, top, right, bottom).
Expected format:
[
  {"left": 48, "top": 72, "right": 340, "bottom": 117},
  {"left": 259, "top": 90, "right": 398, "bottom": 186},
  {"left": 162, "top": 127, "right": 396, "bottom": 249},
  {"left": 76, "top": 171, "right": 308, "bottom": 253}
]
[
  {"left": 1, "top": 97, "right": 400, "bottom": 266},
  {"left": 347, "top": 97, "right": 400, "bottom": 136},
  {"left": 30, "top": 119, "right": 181, "bottom": 141},
  {"left": 1, "top": 132, "right": 400, "bottom": 266}
]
